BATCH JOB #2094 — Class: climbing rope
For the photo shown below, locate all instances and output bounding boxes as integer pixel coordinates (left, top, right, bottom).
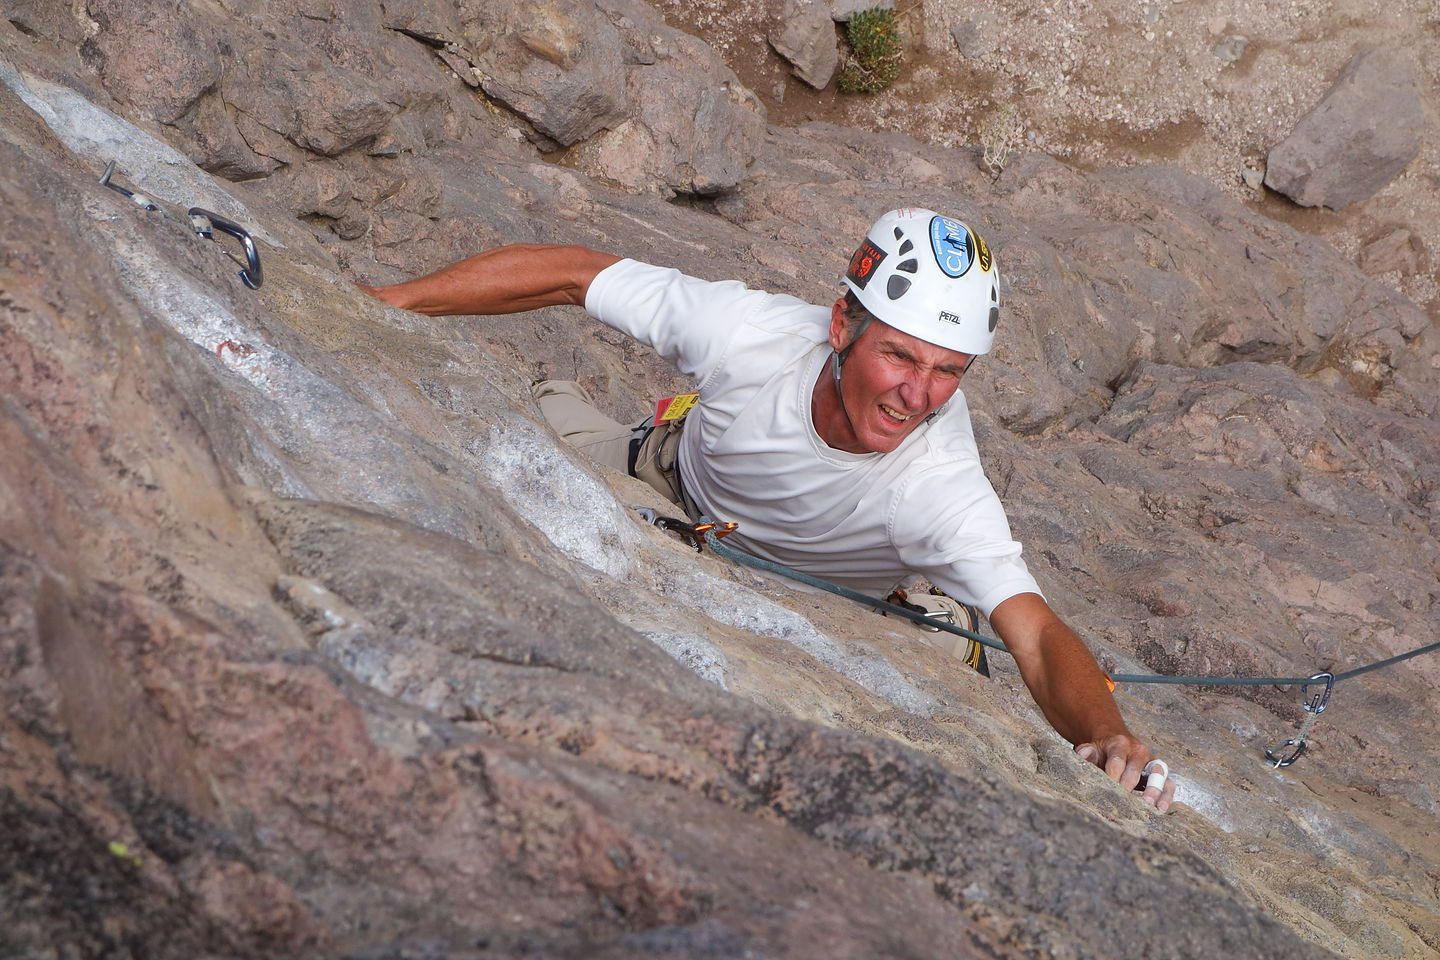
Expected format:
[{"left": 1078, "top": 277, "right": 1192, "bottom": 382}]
[{"left": 695, "top": 523, "right": 1440, "bottom": 768}]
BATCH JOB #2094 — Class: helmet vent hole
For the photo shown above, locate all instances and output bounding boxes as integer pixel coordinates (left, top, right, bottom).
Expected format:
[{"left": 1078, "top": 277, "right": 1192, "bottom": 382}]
[
  {"left": 887, "top": 276, "right": 912, "bottom": 299},
  {"left": 893, "top": 227, "right": 904, "bottom": 240},
  {"left": 988, "top": 306, "right": 999, "bottom": 332},
  {"left": 898, "top": 239, "right": 913, "bottom": 255},
  {"left": 896, "top": 258, "right": 918, "bottom": 273}
]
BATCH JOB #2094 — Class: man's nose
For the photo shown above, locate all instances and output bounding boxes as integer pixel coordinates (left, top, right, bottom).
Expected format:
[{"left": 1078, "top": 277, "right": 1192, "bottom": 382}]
[{"left": 897, "top": 376, "right": 928, "bottom": 413}]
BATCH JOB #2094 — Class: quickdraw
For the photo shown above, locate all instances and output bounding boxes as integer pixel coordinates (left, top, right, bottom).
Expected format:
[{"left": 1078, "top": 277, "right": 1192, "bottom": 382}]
[
  {"left": 1264, "top": 673, "right": 1334, "bottom": 768},
  {"left": 188, "top": 208, "right": 263, "bottom": 290},
  {"left": 99, "top": 160, "right": 264, "bottom": 290},
  {"left": 632, "top": 505, "right": 736, "bottom": 553},
  {"left": 99, "top": 160, "right": 158, "bottom": 211}
]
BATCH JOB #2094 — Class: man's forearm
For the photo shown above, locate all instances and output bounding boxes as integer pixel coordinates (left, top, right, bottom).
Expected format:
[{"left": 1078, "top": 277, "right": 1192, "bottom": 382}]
[
  {"left": 989, "top": 593, "right": 1129, "bottom": 746},
  {"left": 1026, "top": 618, "right": 1130, "bottom": 746},
  {"left": 359, "top": 244, "right": 621, "bottom": 316}
]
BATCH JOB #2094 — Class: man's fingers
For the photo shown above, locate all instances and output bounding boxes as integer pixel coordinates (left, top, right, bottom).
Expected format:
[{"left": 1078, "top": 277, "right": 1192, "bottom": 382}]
[
  {"left": 1139, "top": 759, "right": 1168, "bottom": 808},
  {"left": 1104, "top": 750, "right": 1131, "bottom": 786},
  {"left": 1077, "top": 739, "right": 1140, "bottom": 784},
  {"left": 1076, "top": 740, "right": 1175, "bottom": 811},
  {"left": 1153, "top": 777, "right": 1177, "bottom": 813},
  {"left": 1142, "top": 768, "right": 1177, "bottom": 813}
]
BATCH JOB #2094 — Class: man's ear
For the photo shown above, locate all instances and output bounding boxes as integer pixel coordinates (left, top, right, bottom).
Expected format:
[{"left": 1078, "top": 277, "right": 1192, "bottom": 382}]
[{"left": 829, "top": 298, "right": 851, "bottom": 351}]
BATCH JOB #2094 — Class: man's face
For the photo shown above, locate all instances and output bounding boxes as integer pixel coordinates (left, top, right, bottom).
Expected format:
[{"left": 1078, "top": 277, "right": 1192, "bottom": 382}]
[{"left": 820, "top": 300, "right": 972, "bottom": 454}]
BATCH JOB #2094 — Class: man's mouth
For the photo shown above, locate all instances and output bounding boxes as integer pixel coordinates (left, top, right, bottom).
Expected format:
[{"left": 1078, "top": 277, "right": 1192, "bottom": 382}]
[{"left": 879, "top": 404, "right": 914, "bottom": 424}]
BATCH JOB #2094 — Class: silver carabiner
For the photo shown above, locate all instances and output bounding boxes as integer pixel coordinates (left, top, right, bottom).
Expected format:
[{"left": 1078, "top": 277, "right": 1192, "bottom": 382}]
[
  {"left": 188, "top": 208, "right": 263, "bottom": 290},
  {"left": 1265, "top": 672, "right": 1334, "bottom": 768}
]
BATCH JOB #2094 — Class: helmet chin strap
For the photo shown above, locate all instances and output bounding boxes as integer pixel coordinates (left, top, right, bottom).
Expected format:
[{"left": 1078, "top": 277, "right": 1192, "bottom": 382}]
[
  {"left": 830, "top": 317, "right": 870, "bottom": 443},
  {"left": 830, "top": 349, "right": 860, "bottom": 440}
]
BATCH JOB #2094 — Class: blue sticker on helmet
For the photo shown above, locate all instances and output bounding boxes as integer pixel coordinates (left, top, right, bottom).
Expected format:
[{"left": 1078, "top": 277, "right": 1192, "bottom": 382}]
[{"left": 930, "top": 216, "right": 973, "bottom": 278}]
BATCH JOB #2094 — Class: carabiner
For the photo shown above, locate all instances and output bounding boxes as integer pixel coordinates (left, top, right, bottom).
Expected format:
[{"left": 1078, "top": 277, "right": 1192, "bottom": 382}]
[
  {"left": 1301, "top": 671, "right": 1334, "bottom": 714},
  {"left": 188, "top": 208, "right": 264, "bottom": 290},
  {"left": 1265, "top": 734, "right": 1308, "bottom": 768},
  {"left": 1265, "top": 672, "right": 1334, "bottom": 768},
  {"left": 629, "top": 505, "right": 736, "bottom": 553}
]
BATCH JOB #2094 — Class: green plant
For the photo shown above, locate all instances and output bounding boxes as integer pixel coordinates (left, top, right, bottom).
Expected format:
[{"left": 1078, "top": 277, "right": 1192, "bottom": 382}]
[{"left": 837, "top": 7, "right": 902, "bottom": 94}]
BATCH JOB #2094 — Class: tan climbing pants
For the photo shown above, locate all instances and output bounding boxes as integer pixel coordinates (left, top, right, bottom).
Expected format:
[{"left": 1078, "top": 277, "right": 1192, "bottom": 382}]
[{"left": 531, "top": 380, "right": 687, "bottom": 506}]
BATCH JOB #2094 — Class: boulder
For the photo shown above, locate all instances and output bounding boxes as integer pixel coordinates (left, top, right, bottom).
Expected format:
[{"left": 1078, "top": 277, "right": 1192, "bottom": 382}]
[
  {"left": 951, "top": 13, "right": 1000, "bottom": 59},
  {"left": 1359, "top": 227, "right": 1427, "bottom": 277},
  {"left": 1265, "top": 47, "right": 1426, "bottom": 209},
  {"left": 79, "top": 0, "right": 221, "bottom": 125},
  {"left": 769, "top": 0, "right": 840, "bottom": 89},
  {"left": 568, "top": 0, "right": 766, "bottom": 195},
  {"left": 458, "top": 0, "right": 628, "bottom": 146}
]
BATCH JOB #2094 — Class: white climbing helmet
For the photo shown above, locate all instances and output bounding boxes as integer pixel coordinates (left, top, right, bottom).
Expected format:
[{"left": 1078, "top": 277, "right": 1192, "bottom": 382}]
[{"left": 842, "top": 208, "right": 1000, "bottom": 355}]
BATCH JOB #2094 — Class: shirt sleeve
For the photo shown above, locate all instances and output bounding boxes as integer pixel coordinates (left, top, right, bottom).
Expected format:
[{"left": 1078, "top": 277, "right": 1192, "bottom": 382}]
[
  {"left": 585, "top": 259, "right": 772, "bottom": 383},
  {"left": 888, "top": 457, "right": 1042, "bottom": 619}
]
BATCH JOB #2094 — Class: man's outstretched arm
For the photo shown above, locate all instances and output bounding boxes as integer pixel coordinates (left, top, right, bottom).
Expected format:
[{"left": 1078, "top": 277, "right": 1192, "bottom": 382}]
[
  {"left": 989, "top": 592, "right": 1176, "bottom": 812},
  {"left": 358, "top": 244, "right": 621, "bottom": 316}
]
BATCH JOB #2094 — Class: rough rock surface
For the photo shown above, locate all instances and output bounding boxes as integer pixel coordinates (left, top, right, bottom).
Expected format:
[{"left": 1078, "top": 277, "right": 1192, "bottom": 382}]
[
  {"left": 568, "top": 0, "right": 766, "bottom": 195},
  {"left": 1264, "top": 47, "right": 1427, "bottom": 210},
  {"left": 829, "top": 0, "right": 893, "bottom": 21},
  {"left": 768, "top": 0, "right": 838, "bottom": 90},
  {"left": 454, "top": 0, "right": 630, "bottom": 146},
  {"left": 2, "top": 4, "right": 1439, "bottom": 960}
]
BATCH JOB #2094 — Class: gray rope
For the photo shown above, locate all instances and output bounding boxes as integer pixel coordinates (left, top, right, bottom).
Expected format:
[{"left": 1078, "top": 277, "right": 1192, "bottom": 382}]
[
  {"left": 700, "top": 526, "right": 1438, "bottom": 691},
  {"left": 702, "top": 530, "right": 1006, "bottom": 650}
]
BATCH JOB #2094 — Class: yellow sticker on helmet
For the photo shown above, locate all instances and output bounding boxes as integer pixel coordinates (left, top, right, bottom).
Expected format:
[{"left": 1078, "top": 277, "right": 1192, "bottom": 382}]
[{"left": 973, "top": 229, "right": 993, "bottom": 273}]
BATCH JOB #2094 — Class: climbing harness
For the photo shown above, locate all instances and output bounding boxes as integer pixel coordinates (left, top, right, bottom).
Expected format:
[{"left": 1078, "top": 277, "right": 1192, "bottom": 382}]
[
  {"left": 689, "top": 523, "right": 1440, "bottom": 769},
  {"left": 99, "top": 160, "right": 264, "bottom": 290},
  {"left": 885, "top": 587, "right": 990, "bottom": 676}
]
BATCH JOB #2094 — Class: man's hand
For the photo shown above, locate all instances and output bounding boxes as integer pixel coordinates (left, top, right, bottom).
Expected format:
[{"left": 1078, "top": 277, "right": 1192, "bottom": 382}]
[
  {"left": 988, "top": 593, "right": 1176, "bottom": 813},
  {"left": 1075, "top": 735, "right": 1177, "bottom": 813}
]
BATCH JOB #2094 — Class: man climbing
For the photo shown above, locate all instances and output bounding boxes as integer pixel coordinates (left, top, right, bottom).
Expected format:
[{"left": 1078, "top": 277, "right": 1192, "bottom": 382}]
[{"left": 360, "top": 208, "right": 1176, "bottom": 812}]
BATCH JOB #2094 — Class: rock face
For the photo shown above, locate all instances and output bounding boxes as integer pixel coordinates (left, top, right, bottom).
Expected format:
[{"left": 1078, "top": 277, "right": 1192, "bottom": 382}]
[
  {"left": 566, "top": 0, "right": 766, "bottom": 195},
  {"left": 2, "top": 4, "right": 1439, "bottom": 960},
  {"left": 1265, "top": 47, "right": 1427, "bottom": 209},
  {"left": 830, "top": 0, "right": 893, "bottom": 20}
]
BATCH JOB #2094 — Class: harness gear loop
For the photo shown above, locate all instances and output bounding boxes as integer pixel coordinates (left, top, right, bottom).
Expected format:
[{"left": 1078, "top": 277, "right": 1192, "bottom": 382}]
[{"left": 1265, "top": 672, "right": 1334, "bottom": 768}]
